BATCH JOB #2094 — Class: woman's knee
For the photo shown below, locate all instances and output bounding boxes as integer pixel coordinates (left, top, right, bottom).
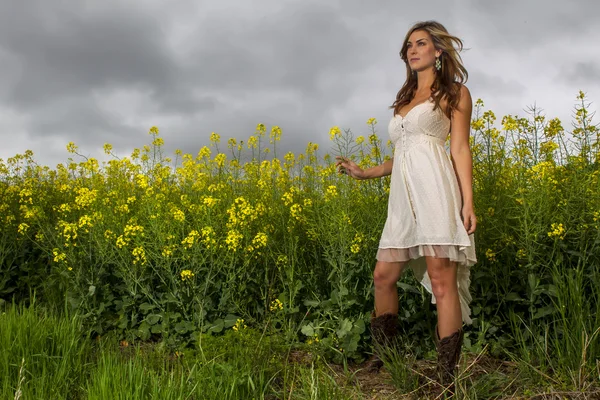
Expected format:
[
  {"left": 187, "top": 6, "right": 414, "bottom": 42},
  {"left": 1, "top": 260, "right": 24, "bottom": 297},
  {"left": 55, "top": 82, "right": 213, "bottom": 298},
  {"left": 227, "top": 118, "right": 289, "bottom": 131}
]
[
  {"left": 429, "top": 271, "right": 458, "bottom": 300},
  {"left": 427, "top": 259, "right": 458, "bottom": 300},
  {"left": 373, "top": 261, "right": 404, "bottom": 288}
]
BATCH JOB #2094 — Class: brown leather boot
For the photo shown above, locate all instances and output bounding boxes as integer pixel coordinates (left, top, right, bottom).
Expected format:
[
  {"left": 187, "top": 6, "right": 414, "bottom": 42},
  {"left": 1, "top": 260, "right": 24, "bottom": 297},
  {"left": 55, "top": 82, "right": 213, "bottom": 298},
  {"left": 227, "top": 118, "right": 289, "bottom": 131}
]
[
  {"left": 434, "top": 324, "right": 464, "bottom": 389},
  {"left": 363, "top": 311, "right": 399, "bottom": 373}
]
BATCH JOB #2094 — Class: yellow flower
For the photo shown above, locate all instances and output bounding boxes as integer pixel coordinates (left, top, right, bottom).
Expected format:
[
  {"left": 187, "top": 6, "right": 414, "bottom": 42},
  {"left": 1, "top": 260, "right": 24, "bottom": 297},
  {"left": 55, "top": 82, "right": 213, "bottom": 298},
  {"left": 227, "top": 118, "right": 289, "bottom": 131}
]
[
  {"left": 269, "top": 299, "right": 284, "bottom": 311},
  {"left": 17, "top": 223, "right": 29, "bottom": 235},
  {"left": 252, "top": 232, "right": 268, "bottom": 249},
  {"left": 356, "top": 136, "right": 365, "bottom": 145},
  {"left": 132, "top": 246, "right": 147, "bottom": 265},
  {"left": 366, "top": 117, "right": 377, "bottom": 126},
  {"left": 485, "top": 248, "right": 496, "bottom": 262},
  {"left": 247, "top": 136, "right": 258, "bottom": 149},
  {"left": 548, "top": 223, "right": 566, "bottom": 240},
  {"left": 103, "top": 143, "right": 113, "bottom": 154},
  {"left": 66, "top": 142, "right": 78, "bottom": 154},
  {"left": 52, "top": 248, "right": 67, "bottom": 263},
  {"left": 214, "top": 153, "right": 226, "bottom": 168},
  {"left": 203, "top": 196, "right": 219, "bottom": 207},
  {"left": 181, "top": 230, "right": 200, "bottom": 249},
  {"left": 325, "top": 185, "right": 338, "bottom": 200},
  {"left": 290, "top": 204, "right": 303, "bottom": 221},
  {"left": 210, "top": 132, "right": 220, "bottom": 143},
  {"left": 225, "top": 229, "right": 243, "bottom": 252},
  {"left": 180, "top": 269, "right": 195, "bottom": 281},
  {"left": 198, "top": 146, "right": 211, "bottom": 159},
  {"left": 232, "top": 318, "right": 247, "bottom": 331},
  {"left": 172, "top": 208, "right": 185, "bottom": 222},
  {"left": 329, "top": 126, "right": 341, "bottom": 141},
  {"left": 149, "top": 126, "right": 159, "bottom": 135},
  {"left": 269, "top": 126, "right": 282, "bottom": 143}
]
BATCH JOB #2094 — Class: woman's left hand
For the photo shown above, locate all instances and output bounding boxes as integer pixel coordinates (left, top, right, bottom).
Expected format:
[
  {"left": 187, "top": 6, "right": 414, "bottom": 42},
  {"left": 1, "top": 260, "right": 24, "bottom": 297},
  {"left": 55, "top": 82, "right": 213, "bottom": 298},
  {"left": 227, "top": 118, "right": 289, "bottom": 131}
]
[{"left": 461, "top": 205, "right": 477, "bottom": 234}]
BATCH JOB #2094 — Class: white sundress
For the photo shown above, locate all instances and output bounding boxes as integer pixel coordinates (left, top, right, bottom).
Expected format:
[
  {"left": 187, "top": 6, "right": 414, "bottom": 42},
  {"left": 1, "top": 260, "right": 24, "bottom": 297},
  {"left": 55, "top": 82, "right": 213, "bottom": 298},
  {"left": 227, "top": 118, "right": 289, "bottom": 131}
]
[{"left": 376, "top": 98, "right": 477, "bottom": 324}]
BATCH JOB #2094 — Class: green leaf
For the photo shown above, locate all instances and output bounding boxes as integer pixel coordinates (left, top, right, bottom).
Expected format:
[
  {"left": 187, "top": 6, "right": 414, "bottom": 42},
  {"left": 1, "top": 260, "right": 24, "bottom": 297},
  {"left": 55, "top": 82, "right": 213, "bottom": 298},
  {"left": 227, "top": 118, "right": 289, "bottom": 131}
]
[
  {"left": 544, "top": 284, "right": 558, "bottom": 297},
  {"left": 397, "top": 282, "right": 420, "bottom": 294},
  {"left": 137, "top": 322, "right": 151, "bottom": 340},
  {"left": 336, "top": 319, "right": 352, "bottom": 338},
  {"left": 146, "top": 314, "right": 161, "bottom": 325},
  {"left": 208, "top": 319, "right": 224, "bottom": 334},
  {"left": 223, "top": 314, "right": 239, "bottom": 328},
  {"left": 533, "top": 305, "right": 555, "bottom": 320},
  {"left": 505, "top": 292, "right": 523, "bottom": 301},
  {"left": 139, "top": 302, "right": 155, "bottom": 312},
  {"left": 351, "top": 319, "right": 365, "bottom": 334},
  {"left": 301, "top": 324, "right": 314, "bottom": 337},
  {"left": 303, "top": 300, "right": 320, "bottom": 307}
]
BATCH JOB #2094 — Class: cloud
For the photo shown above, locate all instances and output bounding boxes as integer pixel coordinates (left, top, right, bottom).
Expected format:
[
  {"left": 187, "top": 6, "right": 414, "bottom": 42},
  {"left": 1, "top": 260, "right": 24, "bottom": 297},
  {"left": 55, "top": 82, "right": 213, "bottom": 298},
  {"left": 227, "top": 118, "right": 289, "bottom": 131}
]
[{"left": 0, "top": 0, "right": 599, "bottom": 166}]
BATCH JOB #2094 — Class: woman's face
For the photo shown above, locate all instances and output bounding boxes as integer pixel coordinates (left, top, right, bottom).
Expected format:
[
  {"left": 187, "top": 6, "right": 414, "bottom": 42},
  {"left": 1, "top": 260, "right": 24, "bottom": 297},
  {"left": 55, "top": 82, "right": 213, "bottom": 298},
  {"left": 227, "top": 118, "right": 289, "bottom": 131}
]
[{"left": 405, "top": 30, "right": 441, "bottom": 72}]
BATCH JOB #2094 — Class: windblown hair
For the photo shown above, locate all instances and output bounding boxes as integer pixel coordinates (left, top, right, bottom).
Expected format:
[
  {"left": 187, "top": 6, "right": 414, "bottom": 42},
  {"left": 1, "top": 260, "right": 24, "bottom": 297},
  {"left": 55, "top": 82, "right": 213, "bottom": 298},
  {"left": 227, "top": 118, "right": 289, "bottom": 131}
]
[{"left": 391, "top": 20, "right": 468, "bottom": 119}]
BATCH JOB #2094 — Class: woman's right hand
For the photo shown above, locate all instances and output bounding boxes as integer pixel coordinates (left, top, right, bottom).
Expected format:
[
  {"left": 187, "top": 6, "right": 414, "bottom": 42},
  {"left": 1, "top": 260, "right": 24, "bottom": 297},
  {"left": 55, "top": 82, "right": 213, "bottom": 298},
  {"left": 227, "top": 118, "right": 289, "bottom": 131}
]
[{"left": 335, "top": 156, "right": 366, "bottom": 180}]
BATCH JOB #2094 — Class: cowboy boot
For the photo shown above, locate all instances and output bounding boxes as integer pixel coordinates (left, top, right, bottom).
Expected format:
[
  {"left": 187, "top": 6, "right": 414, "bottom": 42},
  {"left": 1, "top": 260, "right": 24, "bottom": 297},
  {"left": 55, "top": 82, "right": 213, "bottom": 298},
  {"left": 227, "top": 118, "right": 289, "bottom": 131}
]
[
  {"left": 434, "top": 324, "right": 464, "bottom": 389},
  {"left": 364, "top": 311, "right": 400, "bottom": 372}
]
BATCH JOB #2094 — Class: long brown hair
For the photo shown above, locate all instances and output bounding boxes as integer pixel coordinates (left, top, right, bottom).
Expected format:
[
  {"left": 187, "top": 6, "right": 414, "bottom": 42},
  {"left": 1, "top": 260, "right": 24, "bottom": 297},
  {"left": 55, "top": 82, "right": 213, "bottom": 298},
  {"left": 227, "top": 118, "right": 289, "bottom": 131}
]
[{"left": 391, "top": 21, "right": 468, "bottom": 119}]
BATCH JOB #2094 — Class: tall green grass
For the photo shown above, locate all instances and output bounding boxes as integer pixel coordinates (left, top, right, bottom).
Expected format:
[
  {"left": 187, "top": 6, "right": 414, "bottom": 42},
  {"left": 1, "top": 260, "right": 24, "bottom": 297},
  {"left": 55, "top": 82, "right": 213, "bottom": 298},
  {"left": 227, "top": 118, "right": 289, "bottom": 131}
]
[
  {"left": 0, "top": 299, "right": 90, "bottom": 399},
  {"left": 0, "top": 301, "right": 370, "bottom": 399}
]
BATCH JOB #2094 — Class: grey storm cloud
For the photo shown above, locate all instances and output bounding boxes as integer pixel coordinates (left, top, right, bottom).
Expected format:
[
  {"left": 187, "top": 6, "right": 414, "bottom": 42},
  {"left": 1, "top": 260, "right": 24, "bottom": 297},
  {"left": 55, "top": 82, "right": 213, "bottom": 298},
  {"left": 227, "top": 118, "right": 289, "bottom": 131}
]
[{"left": 0, "top": 0, "right": 599, "bottom": 167}]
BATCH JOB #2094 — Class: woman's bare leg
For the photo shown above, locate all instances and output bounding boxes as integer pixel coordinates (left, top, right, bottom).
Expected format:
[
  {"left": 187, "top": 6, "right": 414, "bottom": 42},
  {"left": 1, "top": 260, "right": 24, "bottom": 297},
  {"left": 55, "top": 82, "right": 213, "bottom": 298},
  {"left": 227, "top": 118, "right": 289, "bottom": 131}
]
[
  {"left": 373, "top": 260, "right": 407, "bottom": 316},
  {"left": 425, "top": 256, "right": 462, "bottom": 337}
]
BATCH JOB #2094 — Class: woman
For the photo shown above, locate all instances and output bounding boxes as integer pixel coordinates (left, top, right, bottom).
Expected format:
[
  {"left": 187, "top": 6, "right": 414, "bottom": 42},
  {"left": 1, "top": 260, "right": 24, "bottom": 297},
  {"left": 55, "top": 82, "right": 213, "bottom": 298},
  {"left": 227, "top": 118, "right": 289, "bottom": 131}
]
[{"left": 336, "top": 20, "right": 477, "bottom": 386}]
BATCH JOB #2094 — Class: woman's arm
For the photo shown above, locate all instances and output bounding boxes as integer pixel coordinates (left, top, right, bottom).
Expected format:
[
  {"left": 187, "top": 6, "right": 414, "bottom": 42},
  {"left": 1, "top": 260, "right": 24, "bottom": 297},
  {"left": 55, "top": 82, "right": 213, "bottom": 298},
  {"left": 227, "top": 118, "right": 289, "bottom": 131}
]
[
  {"left": 362, "top": 159, "right": 393, "bottom": 179},
  {"left": 449, "top": 85, "right": 477, "bottom": 234},
  {"left": 335, "top": 157, "right": 393, "bottom": 180}
]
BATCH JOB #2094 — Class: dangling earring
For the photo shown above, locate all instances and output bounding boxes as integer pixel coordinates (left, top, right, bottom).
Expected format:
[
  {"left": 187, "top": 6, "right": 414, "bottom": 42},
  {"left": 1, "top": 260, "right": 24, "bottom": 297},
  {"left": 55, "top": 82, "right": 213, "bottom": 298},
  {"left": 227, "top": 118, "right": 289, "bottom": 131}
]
[{"left": 435, "top": 56, "right": 441, "bottom": 71}]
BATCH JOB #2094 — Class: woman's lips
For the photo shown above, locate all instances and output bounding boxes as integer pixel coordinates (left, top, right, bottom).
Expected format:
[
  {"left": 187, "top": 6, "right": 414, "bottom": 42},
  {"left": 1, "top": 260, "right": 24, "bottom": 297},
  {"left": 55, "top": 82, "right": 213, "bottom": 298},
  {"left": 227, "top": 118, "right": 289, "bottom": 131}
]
[{"left": 410, "top": 58, "right": 420, "bottom": 62}]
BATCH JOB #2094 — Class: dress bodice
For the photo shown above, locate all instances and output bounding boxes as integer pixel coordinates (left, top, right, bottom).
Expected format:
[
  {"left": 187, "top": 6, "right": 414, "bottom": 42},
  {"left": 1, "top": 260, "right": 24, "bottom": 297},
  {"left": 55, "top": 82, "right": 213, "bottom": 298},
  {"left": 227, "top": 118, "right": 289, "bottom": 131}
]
[{"left": 388, "top": 100, "right": 451, "bottom": 148}]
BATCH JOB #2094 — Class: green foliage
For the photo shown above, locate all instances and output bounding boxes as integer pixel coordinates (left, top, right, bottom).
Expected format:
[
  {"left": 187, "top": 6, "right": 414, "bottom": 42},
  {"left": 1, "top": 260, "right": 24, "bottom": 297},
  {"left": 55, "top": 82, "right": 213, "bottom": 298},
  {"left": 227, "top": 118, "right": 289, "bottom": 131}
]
[{"left": 0, "top": 92, "right": 598, "bottom": 389}]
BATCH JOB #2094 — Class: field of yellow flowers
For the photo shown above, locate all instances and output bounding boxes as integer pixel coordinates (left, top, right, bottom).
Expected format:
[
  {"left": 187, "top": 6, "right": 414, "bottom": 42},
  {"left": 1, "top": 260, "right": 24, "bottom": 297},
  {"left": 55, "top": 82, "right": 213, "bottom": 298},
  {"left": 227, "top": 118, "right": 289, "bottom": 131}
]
[{"left": 1, "top": 92, "right": 599, "bottom": 396}]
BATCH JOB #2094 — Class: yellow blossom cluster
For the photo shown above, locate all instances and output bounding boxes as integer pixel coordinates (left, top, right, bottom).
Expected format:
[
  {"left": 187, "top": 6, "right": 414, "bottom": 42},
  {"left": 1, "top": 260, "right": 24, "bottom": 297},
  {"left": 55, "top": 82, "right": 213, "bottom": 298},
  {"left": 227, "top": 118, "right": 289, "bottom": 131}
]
[
  {"left": 269, "top": 298, "right": 283, "bottom": 312},
  {"left": 548, "top": 223, "right": 566, "bottom": 240},
  {"left": 201, "top": 226, "right": 217, "bottom": 249},
  {"left": 226, "top": 197, "right": 258, "bottom": 228},
  {"left": 75, "top": 187, "right": 98, "bottom": 209},
  {"left": 225, "top": 229, "right": 244, "bottom": 252},
  {"left": 485, "top": 248, "right": 496, "bottom": 262},
  {"left": 350, "top": 232, "right": 364, "bottom": 254},
  {"left": 329, "top": 126, "right": 341, "bottom": 141},
  {"left": 172, "top": 207, "right": 185, "bottom": 222},
  {"left": 180, "top": 269, "right": 194, "bottom": 281},
  {"left": 232, "top": 318, "right": 247, "bottom": 331},
  {"left": 52, "top": 248, "right": 67, "bottom": 263},
  {"left": 57, "top": 220, "right": 78, "bottom": 247},
  {"left": 281, "top": 187, "right": 297, "bottom": 207},
  {"left": 290, "top": 204, "right": 303, "bottom": 222},
  {"left": 324, "top": 185, "right": 338, "bottom": 201},
  {"left": 132, "top": 246, "right": 147, "bottom": 265},
  {"left": 181, "top": 230, "right": 200, "bottom": 249},
  {"left": 306, "top": 334, "right": 320, "bottom": 345}
]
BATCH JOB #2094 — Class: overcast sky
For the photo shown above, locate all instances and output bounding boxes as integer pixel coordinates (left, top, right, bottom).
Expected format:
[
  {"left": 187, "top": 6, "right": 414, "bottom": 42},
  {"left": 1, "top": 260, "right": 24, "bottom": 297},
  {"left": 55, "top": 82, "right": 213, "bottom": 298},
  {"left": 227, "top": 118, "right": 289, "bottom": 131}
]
[{"left": 1, "top": 0, "right": 598, "bottom": 168}]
